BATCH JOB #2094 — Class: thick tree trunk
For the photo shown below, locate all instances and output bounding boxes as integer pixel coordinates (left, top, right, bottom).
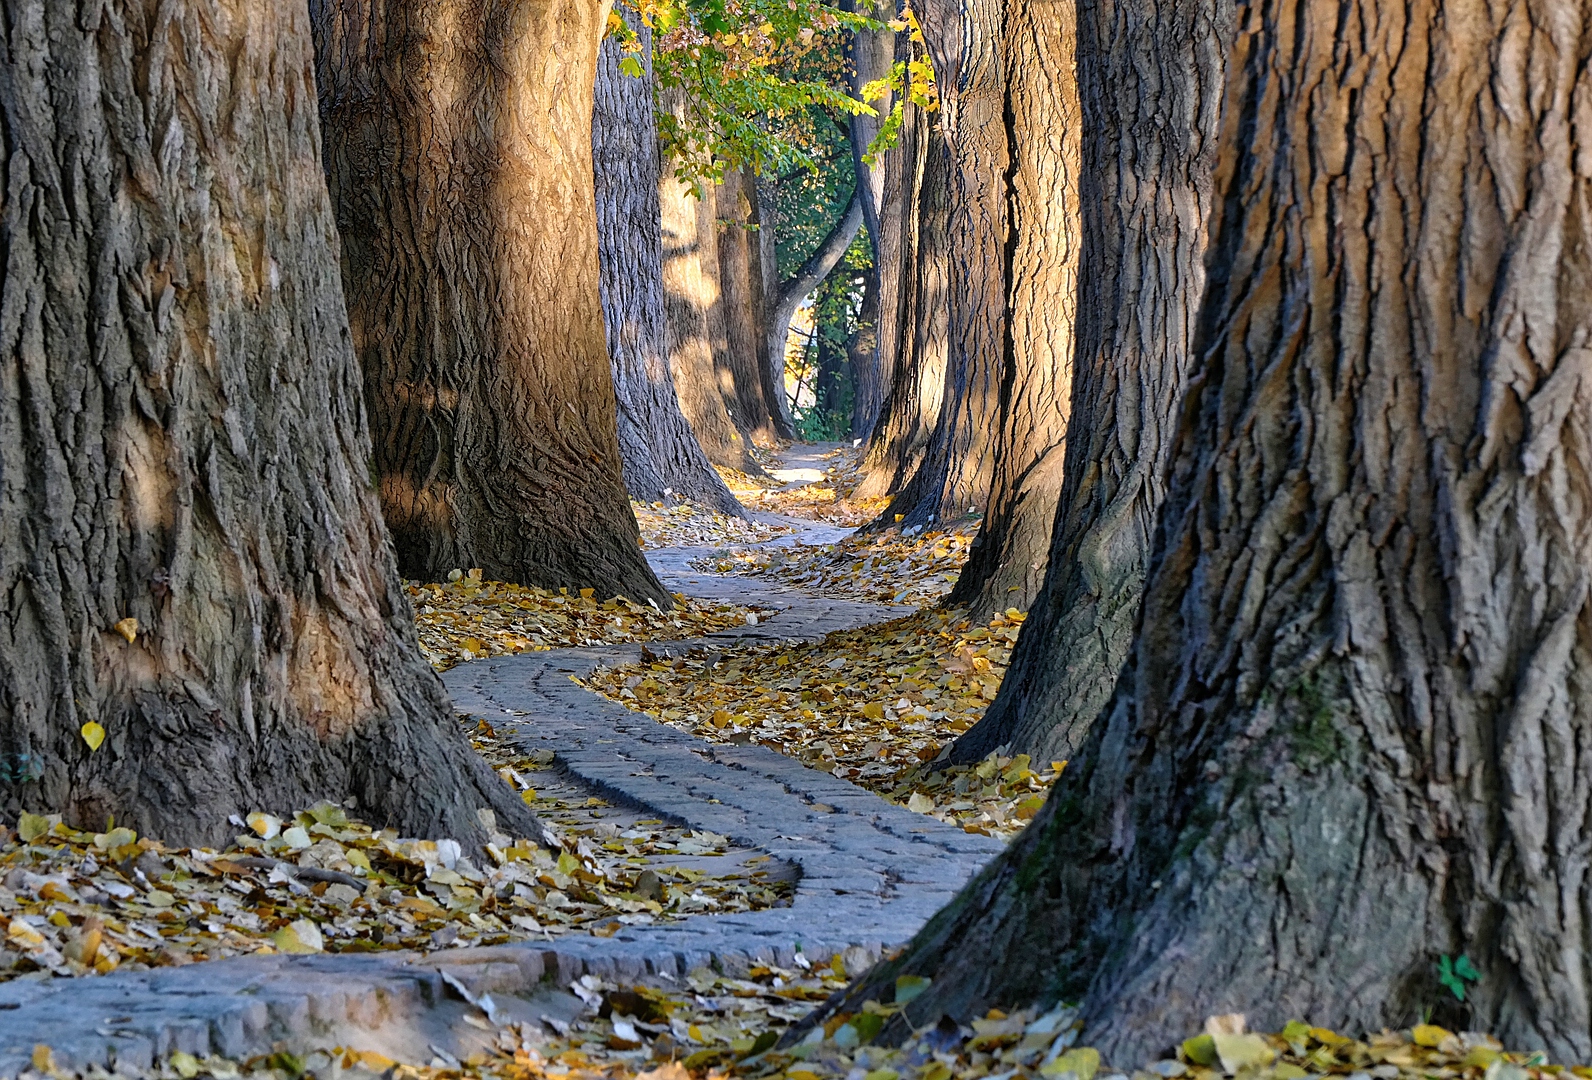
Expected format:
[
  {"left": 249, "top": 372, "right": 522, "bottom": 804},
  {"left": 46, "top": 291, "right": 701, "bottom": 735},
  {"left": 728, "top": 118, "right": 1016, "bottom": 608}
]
[
  {"left": 845, "top": 0, "right": 895, "bottom": 440},
  {"left": 657, "top": 145, "right": 764, "bottom": 475},
  {"left": 313, "top": 0, "right": 668, "bottom": 605},
  {"left": 0, "top": 0, "right": 539, "bottom": 848},
  {"left": 943, "top": 0, "right": 1080, "bottom": 620},
  {"left": 593, "top": 24, "right": 745, "bottom": 516},
  {"left": 951, "top": 0, "right": 1218, "bottom": 757},
  {"left": 848, "top": 266, "right": 883, "bottom": 439},
  {"left": 856, "top": 117, "right": 951, "bottom": 500},
  {"left": 821, "top": 0, "right": 1592, "bottom": 1065},
  {"left": 884, "top": 0, "right": 1009, "bottom": 528},
  {"left": 716, "top": 167, "right": 790, "bottom": 445}
]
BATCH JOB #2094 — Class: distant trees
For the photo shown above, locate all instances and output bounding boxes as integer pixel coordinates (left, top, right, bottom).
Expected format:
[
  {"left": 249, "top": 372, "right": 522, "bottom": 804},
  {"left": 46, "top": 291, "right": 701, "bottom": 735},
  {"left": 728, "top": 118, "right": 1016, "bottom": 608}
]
[
  {"left": 313, "top": 0, "right": 669, "bottom": 605},
  {"left": 0, "top": 0, "right": 537, "bottom": 846}
]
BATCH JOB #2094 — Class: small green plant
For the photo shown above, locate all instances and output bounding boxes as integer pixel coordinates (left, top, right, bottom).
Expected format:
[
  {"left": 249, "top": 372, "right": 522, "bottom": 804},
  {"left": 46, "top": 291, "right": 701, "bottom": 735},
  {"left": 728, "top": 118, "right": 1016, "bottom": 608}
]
[{"left": 1438, "top": 954, "right": 1481, "bottom": 1001}]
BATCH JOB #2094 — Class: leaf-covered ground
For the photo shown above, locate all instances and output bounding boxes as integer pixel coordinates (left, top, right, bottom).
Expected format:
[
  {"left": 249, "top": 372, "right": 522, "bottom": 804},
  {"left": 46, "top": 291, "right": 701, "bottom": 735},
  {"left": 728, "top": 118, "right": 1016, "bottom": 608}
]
[
  {"left": 632, "top": 501, "right": 794, "bottom": 550},
  {"left": 408, "top": 573, "right": 770, "bottom": 671},
  {"left": 692, "top": 526, "right": 977, "bottom": 609},
  {"left": 586, "top": 609, "right": 1057, "bottom": 841},
  {"left": 0, "top": 723, "right": 789, "bottom": 981},
  {"left": 83, "top": 960, "right": 1576, "bottom": 1080},
  {"left": 714, "top": 446, "right": 887, "bottom": 528}
]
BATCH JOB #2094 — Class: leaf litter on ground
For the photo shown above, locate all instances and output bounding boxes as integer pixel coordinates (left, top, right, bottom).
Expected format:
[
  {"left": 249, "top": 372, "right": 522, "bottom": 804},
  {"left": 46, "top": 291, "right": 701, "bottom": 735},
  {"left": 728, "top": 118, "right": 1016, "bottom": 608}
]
[
  {"left": 714, "top": 446, "right": 888, "bottom": 528},
  {"left": 0, "top": 720, "right": 789, "bottom": 982},
  {"left": 632, "top": 501, "right": 794, "bottom": 550},
  {"left": 80, "top": 963, "right": 1592, "bottom": 1080},
  {"left": 586, "top": 608, "right": 1058, "bottom": 840},
  {"left": 692, "top": 525, "right": 977, "bottom": 609},
  {"left": 408, "top": 571, "right": 770, "bottom": 671}
]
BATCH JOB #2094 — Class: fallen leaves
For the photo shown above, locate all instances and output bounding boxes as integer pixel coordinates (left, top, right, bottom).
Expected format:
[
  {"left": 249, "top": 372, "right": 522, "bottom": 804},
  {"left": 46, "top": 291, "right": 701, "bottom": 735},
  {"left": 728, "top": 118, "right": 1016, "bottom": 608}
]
[
  {"left": 0, "top": 722, "right": 789, "bottom": 981},
  {"left": 694, "top": 526, "right": 977, "bottom": 609},
  {"left": 632, "top": 501, "right": 793, "bottom": 550},
  {"left": 714, "top": 446, "right": 887, "bottom": 527},
  {"left": 408, "top": 572, "right": 768, "bottom": 671},
  {"left": 587, "top": 608, "right": 1058, "bottom": 840}
]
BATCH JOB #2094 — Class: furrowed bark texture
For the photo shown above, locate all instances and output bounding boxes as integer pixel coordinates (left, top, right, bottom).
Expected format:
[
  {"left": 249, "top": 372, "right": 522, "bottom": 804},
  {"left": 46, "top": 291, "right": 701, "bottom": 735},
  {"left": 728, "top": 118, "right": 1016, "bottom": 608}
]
[
  {"left": 945, "top": 0, "right": 1080, "bottom": 620},
  {"left": 593, "top": 25, "right": 744, "bottom": 516},
  {"left": 313, "top": 0, "right": 668, "bottom": 605},
  {"left": 857, "top": 116, "right": 950, "bottom": 501},
  {"left": 952, "top": 0, "right": 1220, "bottom": 758},
  {"left": 657, "top": 142, "right": 763, "bottom": 474},
  {"left": 716, "top": 167, "right": 789, "bottom": 445},
  {"left": 886, "top": 0, "right": 1009, "bottom": 528},
  {"left": 846, "top": 0, "right": 895, "bottom": 439},
  {"left": 0, "top": 0, "right": 539, "bottom": 847},
  {"left": 825, "top": 0, "right": 1592, "bottom": 1064}
]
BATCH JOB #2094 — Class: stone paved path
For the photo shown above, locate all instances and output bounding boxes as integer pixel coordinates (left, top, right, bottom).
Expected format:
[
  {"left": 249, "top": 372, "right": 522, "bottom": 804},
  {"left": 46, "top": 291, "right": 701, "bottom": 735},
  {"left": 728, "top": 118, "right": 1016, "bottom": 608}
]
[{"left": 0, "top": 521, "right": 1001, "bottom": 1077}]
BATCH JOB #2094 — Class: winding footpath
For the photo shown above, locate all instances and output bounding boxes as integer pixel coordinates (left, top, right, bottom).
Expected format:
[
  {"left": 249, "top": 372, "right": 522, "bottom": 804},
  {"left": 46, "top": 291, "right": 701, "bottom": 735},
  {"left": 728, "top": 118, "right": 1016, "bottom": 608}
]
[{"left": 0, "top": 508, "right": 1002, "bottom": 1077}]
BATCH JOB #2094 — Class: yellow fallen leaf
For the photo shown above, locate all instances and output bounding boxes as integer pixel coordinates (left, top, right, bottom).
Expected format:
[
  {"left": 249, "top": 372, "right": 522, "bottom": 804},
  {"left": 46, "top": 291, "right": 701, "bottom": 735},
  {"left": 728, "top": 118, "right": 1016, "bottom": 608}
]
[
  {"left": 113, "top": 617, "right": 138, "bottom": 643},
  {"left": 145, "top": 889, "right": 175, "bottom": 907},
  {"left": 31, "top": 1046, "right": 53, "bottom": 1072},
  {"left": 17, "top": 812, "right": 51, "bottom": 843},
  {"left": 80, "top": 721, "right": 105, "bottom": 751},
  {"left": 1041, "top": 1047, "right": 1099, "bottom": 1080},
  {"left": 8, "top": 919, "right": 43, "bottom": 948},
  {"left": 1412, "top": 1024, "right": 1453, "bottom": 1048},
  {"left": 272, "top": 919, "right": 324, "bottom": 954},
  {"left": 907, "top": 792, "right": 935, "bottom": 814},
  {"left": 170, "top": 1051, "right": 201, "bottom": 1079},
  {"left": 1213, "top": 1033, "right": 1274, "bottom": 1073},
  {"left": 246, "top": 812, "right": 281, "bottom": 839}
]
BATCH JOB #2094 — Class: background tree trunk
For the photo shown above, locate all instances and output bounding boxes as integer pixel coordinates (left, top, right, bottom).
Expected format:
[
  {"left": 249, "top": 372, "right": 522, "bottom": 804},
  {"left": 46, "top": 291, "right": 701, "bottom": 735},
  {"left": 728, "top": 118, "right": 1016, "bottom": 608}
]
[
  {"left": 657, "top": 134, "right": 765, "bottom": 474},
  {"left": 951, "top": 0, "right": 1220, "bottom": 758},
  {"left": 845, "top": 0, "right": 895, "bottom": 439},
  {"left": 944, "top": 0, "right": 1080, "bottom": 620},
  {"left": 0, "top": 0, "right": 538, "bottom": 848},
  {"left": 313, "top": 0, "right": 668, "bottom": 605},
  {"left": 884, "top": 0, "right": 1008, "bottom": 528},
  {"left": 593, "top": 23, "right": 746, "bottom": 517},
  {"left": 820, "top": 0, "right": 1592, "bottom": 1065},
  {"left": 716, "top": 167, "right": 790, "bottom": 444},
  {"left": 857, "top": 117, "right": 951, "bottom": 500}
]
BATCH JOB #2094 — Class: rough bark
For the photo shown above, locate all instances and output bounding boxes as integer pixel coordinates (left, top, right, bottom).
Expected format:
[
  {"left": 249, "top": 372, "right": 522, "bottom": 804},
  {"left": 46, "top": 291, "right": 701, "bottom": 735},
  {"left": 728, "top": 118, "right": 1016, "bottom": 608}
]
[
  {"left": 716, "top": 167, "right": 789, "bottom": 445},
  {"left": 884, "top": 0, "right": 1009, "bottom": 528},
  {"left": 593, "top": 23, "right": 745, "bottom": 516},
  {"left": 313, "top": 0, "right": 668, "bottom": 605},
  {"left": 951, "top": 0, "right": 1218, "bottom": 758},
  {"left": 0, "top": 0, "right": 539, "bottom": 848},
  {"left": 821, "top": 0, "right": 1592, "bottom": 1065},
  {"left": 845, "top": 0, "right": 895, "bottom": 439},
  {"left": 943, "top": 0, "right": 1080, "bottom": 620},
  {"left": 765, "top": 188, "right": 866, "bottom": 429},
  {"left": 856, "top": 116, "right": 951, "bottom": 500},
  {"left": 657, "top": 137, "right": 764, "bottom": 475}
]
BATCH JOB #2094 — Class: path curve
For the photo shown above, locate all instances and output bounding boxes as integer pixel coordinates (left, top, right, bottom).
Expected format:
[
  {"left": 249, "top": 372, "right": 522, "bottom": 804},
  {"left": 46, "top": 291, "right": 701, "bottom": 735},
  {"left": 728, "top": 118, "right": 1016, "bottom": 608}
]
[{"left": 0, "top": 514, "right": 998, "bottom": 1076}]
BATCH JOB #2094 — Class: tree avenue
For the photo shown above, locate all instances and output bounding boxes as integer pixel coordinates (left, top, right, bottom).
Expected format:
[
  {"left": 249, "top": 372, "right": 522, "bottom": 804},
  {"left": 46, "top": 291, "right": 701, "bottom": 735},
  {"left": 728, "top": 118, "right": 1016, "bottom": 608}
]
[
  {"left": 311, "top": 0, "right": 669, "bottom": 606},
  {"left": 0, "top": 0, "right": 537, "bottom": 847},
  {"left": 821, "top": 0, "right": 1592, "bottom": 1061}
]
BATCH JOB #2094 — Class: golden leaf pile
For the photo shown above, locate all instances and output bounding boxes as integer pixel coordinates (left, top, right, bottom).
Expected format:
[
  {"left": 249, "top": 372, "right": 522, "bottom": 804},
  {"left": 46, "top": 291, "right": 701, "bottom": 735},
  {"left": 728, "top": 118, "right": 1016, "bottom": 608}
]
[
  {"left": 408, "top": 573, "right": 768, "bottom": 672},
  {"left": 587, "top": 609, "right": 1057, "bottom": 839},
  {"left": 0, "top": 725, "right": 789, "bottom": 981},
  {"left": 713, "top": 447, "right": 888, "bottom": 528},
  {"left": 632, "top": 501, "right": 794, "bottom": 550},
  {"left": 693, "top": 525, "right": 977, "bottom": 609}
]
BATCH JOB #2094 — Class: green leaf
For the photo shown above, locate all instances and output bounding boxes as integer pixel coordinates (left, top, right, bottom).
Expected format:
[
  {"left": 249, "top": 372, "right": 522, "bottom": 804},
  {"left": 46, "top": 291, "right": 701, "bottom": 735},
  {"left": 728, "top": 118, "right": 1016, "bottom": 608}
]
[
  {"left": 1182, "top": 1034, "right": 1218, "bottom": 1066},
  {"left": 1454, "top": 954, "right": 1481, "bottom": 982},
  {"left": 619, "top": 56, "right": 646, "bottom": 78},
  {"left": 1438, "top": 954, "right": 1466, "bottom": 1001},
  {"left": 894, "top": 974, "right": 931, "bottom": 1005}
]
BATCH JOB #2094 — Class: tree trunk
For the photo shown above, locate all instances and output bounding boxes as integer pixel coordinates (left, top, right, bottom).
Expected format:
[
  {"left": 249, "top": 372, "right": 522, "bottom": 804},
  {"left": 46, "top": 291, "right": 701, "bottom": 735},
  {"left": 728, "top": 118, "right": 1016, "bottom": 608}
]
[
  {"left": 0, "top": 0, "right": 539, "bottom": 848},
  {"left": 942, "top": 0, "right": 1080, "bottom": 620},
  {"left": 819, "top": 0, "right": 1592, "bottom": 1065},
  {"left": 951, "top": 0, "right": 1218, "bottom": 760},
  {"left": 765, "top": 188, "right": 866, "bottom": 434},
  {"left": 856, "top": 116, "right": 951, "bottom": 501},
  {"left": 716, "top": 167, "right": 790, "bottom": 445},
  {"left": 313, "top": 0, "right": 669, "bottom": 606},
  {"left": 593, "top": 23, "right": 745, "bottom": 517},
  {"left": 884, "top": 0, "right": 1009, "bottom": 528},
  {"left": 845, "top": 0, "right": 895, "bottom": 440},
  {"left": 657, "top": 136, "right": 764, "bottom": 475},
  {"left": 849, "top": 266, "right": 883, "bottom": 439}
]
